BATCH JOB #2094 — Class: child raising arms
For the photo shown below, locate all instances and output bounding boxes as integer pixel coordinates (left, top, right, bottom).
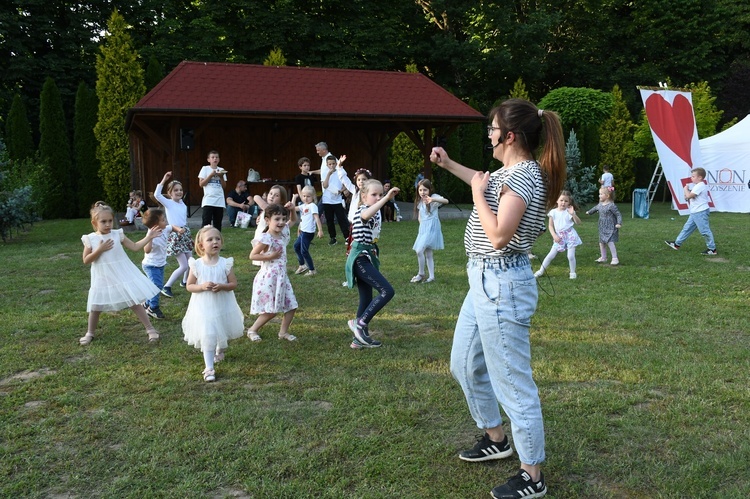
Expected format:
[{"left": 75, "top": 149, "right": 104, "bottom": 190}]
[
  {"left": 154, "top": 171, "right": 194, "bottom": 297},
  {"left": 79, "top": 202, "right": 163, "bottom": 345},
  {"left": 251, "top": 185, "right": 297, "bottom": 266},
  {"left": 587, "top": 186, "right": 622, "bottom": 265},
  {"left": 182, "top": 226, "right": 245, "bottom": 382},
  {"left": 411, "top": 179, "right": 447, "bottom": 283},
  {"left": 534, "top": 190, "right": 583, "bottom": 279},
  {"left": 345, "top": 179, "right": 400, "bottom": 349},
  {"left": 248, "top": 204, "right": 299, "bottom": 342}
]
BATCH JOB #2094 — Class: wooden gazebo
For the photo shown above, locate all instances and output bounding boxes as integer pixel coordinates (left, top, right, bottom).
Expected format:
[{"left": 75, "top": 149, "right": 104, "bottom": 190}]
[{"left": 126, "top": 61, "right": 484, "bottom": 202}]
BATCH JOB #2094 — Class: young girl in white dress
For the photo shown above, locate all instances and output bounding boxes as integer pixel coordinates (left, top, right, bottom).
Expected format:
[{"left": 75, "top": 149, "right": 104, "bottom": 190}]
[
  {"left": 79, "top": 202, "right": 163, "bottom": 346},
  {"left": 154, "top": 171, "right": 194, "bottom": 297},
  {"left": 411, "top": 179, "right": 447, "bottom": 283},
  {"left": 534, "top": 190, "right": 583, "bottom": 279},
  {"left": 248, "top": 204, "right": 299, "bottom": 342},
  {"left": 182, "top": 226, "right": 245, "bottom": 382}
]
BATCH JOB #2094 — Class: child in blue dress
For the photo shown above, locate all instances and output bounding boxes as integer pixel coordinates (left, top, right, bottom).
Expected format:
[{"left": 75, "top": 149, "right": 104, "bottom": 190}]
[{"left": 411, "top": 179, "right": 447, "bottom": 283}]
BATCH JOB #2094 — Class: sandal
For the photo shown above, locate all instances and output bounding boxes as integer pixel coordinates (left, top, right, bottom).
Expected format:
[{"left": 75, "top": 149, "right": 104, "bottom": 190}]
[
  {"left": 410, "top": 274, "right": 424, "bottom": 283},
  {"left": 214, "top": 350, "right": 225, "bottom": 363},
  {"left": 79, "top": 332, "right": 95, "bottom": 346},
  {"left": 424, "top": 277, "right": 435, "bottom": 283},
  {"left": 147, "top": 329, "right": 160, "bottom": 343},
  {"left": 202, "top": 368, "right": 216, "bottom": 382},
  {"left": 278, "top": 332, "right": 297, "bottom": 342},
  {"left": 247, "top": 330, "right": 261, "bottom": 342}
]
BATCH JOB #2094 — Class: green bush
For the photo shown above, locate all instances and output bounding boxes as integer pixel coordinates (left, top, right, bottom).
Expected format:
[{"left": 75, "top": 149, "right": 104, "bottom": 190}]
[{"left": 0, "top": 139, "right": 39, "bottom": 241}]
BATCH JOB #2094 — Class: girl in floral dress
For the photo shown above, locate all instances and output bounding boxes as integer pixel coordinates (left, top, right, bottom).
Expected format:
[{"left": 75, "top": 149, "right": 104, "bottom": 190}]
[{"left": 247, "top": 204, "right": 298, "bottom": 342}]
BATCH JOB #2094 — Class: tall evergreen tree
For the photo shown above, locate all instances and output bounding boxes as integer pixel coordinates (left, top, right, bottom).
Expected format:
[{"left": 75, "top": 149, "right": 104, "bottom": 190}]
[
  {"left": 94, "top": 10, "right": 146, "bottom": 207},
  {"left": 38, "top": 77, "right": 74, "bottom": 219},
  {"left": 509, "top": 78, "right": 530, "bottom": 101},
  {"left": 144, "top": 56, "right": 164, "bottom": 91},
  {"left": 5, "top": 94, "right": 35, "bottom": 163},
  {"left": 599, "top": 84, "right": 636, "bottom": 198},
  {"left": 74, "top": 82, "right": 101, "bottom": 217},
  {"left": 263, "top": 48, "right": 287, "bottom": 66}
]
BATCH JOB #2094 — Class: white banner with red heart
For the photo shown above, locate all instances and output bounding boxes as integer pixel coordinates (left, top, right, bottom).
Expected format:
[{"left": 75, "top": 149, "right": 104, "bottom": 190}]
[{"left": 639, "top": 89, "right": 712, "bottom": 215}]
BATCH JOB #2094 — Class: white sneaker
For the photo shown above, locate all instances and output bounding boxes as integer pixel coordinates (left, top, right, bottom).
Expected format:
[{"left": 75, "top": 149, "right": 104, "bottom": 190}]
[
  {"left": 569, "top": 272, "right": 577, "bottom": 279},
  {"left": 533, "top": 269, "right": 544, "bottom": 278},
  {"left": 295, "top": 265, "right": 309, "bottom": 275},
  {"left": 610, "top": 258, "right": 619, "bottom": 265}
]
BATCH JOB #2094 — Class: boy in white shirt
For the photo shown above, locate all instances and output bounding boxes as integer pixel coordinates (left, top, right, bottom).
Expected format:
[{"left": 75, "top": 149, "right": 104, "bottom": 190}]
[
  {"left": 665, "top": 168, "right": 717, "bottom": 255},
  {"left": 198, "top": 150, "right": 227, "bottom": 230}
]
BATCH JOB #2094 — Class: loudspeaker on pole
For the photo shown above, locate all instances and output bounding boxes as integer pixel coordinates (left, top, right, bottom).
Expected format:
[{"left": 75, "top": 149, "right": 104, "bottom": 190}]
[{"left": 180, "top": 128, "right": 195, "bottom": 151}]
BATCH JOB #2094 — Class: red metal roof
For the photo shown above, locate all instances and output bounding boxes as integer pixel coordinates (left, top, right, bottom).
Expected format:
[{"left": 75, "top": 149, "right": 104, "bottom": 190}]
[{"left": 133, "top": 61, "right": 483, "bottom": 120}]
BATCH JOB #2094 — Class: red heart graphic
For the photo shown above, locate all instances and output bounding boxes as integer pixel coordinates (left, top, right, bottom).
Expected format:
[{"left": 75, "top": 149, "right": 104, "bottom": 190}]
[{"left": 645, "top": 94, "right": 695, "bottom": 166}]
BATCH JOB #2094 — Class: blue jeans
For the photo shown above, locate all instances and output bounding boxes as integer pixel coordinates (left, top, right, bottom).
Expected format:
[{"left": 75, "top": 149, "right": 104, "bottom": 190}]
[
  {"left": 294, "top": 231, "right": 316, "bottom": 270},
  {"left": 450, "top": 254, "right": 545, "bottom": 466},
  {"left": 353, "top": 255, "right": 394, "bottom": 324},
  {"left": 142, "top": 264, "right": 165, "bottom": 310},
  {"left": 227, "top": 205, "right": 241, "bottom": 226},
  {"left": 675, "top": 209, "right": 715, "bottom": 250}
]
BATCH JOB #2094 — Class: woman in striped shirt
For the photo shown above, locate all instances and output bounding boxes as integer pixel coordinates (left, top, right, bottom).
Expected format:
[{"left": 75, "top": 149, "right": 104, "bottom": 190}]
[{"left": 430, "top": 99, "right": 565, "bottom": 499}]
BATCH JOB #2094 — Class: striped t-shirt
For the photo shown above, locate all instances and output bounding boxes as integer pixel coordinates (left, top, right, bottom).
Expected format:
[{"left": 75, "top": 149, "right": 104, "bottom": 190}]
[
  {"left": 352, "top": 204, "right": 382, "bottom": 244},
  {"left": 464, "top": 160, "right": 547, "bottom": 257}
]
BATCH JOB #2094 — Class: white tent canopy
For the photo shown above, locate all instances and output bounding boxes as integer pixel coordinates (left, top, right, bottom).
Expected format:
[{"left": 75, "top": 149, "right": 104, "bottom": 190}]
[{"left": 698, "top": 115, "right": 750, "bottom": 213}]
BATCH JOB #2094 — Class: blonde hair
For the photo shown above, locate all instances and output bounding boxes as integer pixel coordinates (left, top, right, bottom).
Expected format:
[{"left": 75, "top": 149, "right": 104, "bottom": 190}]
[
  {"left": 301, "top": 185, "right": 316, "bottom": 198},
  {"left": 600, "top": 186, "right": 616, "bottom": 202},
  {"left": 359, "top": 179, "right": 383, "bottom": 206},
  {"left": 90, "top": 201, "right": 114, "bottom": 229},
  {"left": 193, "top": 225, "right": 223, "bottom": 256}
]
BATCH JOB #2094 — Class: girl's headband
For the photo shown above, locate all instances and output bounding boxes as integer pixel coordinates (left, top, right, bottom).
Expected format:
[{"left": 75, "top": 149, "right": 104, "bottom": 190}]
[{"left": 355, "top": 168, "right": 372, "bottom": 177}]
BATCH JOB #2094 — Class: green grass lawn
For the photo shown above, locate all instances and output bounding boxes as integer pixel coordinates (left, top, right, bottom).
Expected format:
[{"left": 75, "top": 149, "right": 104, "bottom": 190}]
[{"left": 1, "top": 203, "right": 748, "bottom": 498}]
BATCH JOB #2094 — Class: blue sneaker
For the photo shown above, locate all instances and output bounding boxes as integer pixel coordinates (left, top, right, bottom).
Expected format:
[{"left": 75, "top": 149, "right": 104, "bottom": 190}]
[
  {"left": 350, "top": 337, "right": 381, "bottom": 349},
  {"left": 160, "top": 286, "right": 173, "bottom": 298}
]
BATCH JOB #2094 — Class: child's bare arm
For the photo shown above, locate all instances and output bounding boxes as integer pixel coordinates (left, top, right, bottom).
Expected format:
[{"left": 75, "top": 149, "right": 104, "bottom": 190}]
[{"left": 82, "top": 240, "right": 113, "bottom": 265}]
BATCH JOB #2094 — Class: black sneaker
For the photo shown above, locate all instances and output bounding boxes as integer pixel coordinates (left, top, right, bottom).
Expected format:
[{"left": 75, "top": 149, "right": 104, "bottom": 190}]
[
  {"left": 701, "top": 248, "right": 717, "bottom": 255},
  {"left": 329, "top": 238, "right": 337, "bottom": 246},
  {"left": 160, "top": 286, "right": 173, "bottom": 298},
  {"left": 459, "top": 433, "right": 513, "bottom": 462},
  {"left": 179, "top": 281, "right": 187, "bottom": 287},
  {"left": 664, "top": 240, "right": 680, "bottom": 250},
  {"left": 348, "top": 319, "right": 379, "bottom": 346},
  {"left": 491, "top": 469, "right": 546, "bottom": 499},
  {"left": 149, "top": 307, "right": 165, "bottom": 319}
]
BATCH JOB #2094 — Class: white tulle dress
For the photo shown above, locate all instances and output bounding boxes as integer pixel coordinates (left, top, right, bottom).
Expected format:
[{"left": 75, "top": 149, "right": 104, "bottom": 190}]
[
  {"left": 182, "top": 257, "right": 245, "bottom": 352},
  {"left": 82, "top": 230, "right": 160, "bottom": 312}
]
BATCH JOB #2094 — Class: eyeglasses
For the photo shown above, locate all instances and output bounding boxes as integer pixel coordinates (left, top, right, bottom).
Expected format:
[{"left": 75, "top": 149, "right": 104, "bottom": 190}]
[{"left": 486, "top": 125, "right": 502, "bottom": 136}]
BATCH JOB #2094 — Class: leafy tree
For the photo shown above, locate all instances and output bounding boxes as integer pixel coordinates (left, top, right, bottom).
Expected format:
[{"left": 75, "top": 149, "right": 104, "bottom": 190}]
[
  {"left": 144, "top": 56, "right": 164, "bottom": 91},
  {"left": 539, "top": 87, "right": 613, "bottom": 168},
  {"left": 264, "top": 48, "right": 287, "bottom": 66},
  {"left": 5, "top": 94, "right": 35, "bottom": 163},
  {"left": 388, "top": 132, "right": 423, "bottom": 202},
  {"left": 74, "top": 82, "right": 102, "bottom": 218},
  {"left": 564, "top": 129, "right": 597, "bottom": 204},
  {"left": 95, "top": 10, "right": 146, "bottom": 207},
  {"left": 38, "top": 77, "right": 74, "bottom": 219},
  {"left": 599, "top": 85, "right": 636, "bottom": 198},
  {"left": 719, "top": 59, "right": 750, "bottom": 122}
]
